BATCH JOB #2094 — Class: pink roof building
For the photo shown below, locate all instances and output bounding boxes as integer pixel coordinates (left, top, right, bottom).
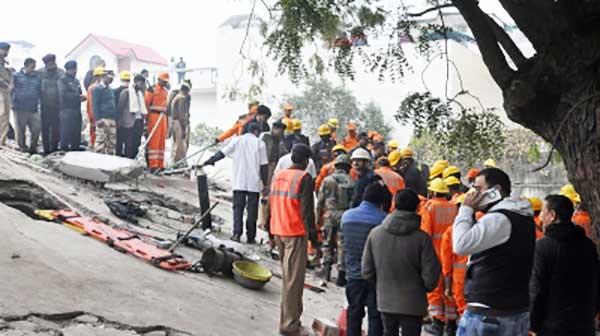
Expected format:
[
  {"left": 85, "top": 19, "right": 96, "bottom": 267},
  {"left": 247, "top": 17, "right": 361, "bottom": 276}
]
[{"left": 66, "top": 34, "right": 168, "bottom": 74}]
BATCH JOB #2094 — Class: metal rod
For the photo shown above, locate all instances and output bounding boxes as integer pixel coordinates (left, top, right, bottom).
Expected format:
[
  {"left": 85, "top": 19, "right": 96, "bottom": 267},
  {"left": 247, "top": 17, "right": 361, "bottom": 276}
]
[{"left": 167, "top": 202, "right": 219, "bottom": 253}]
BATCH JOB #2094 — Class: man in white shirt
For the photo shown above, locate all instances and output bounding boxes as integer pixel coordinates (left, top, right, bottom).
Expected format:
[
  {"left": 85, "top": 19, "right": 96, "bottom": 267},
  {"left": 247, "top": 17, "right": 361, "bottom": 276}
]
[
  {"left": 203, "top": 122, "right": 269, "bottom": 243},
  {"left": 274, "top": 147, "right": 317, "bottom": 178}
]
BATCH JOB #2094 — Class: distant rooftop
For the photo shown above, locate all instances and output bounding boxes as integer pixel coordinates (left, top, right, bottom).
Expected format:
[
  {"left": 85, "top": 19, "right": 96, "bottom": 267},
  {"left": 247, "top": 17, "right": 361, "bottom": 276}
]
[{"left": 66, "top": 34, "right": 168, "bottom": 66}]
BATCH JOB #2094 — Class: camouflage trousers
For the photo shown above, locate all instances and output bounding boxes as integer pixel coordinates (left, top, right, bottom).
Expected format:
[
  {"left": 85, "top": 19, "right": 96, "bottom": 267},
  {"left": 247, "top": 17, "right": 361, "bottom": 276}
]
[
  {"left": 321, "top": 211, "right": 345, "bottom": 272},
  {"left": 94, "top": 119, "right": 116, "bottom": 155}
]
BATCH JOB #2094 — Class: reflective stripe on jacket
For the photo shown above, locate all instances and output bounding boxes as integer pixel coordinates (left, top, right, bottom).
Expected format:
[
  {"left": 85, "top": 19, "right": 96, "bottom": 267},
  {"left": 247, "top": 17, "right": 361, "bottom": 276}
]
[{"left": 269, "top": 169, "right": 308, "bottom": 236}]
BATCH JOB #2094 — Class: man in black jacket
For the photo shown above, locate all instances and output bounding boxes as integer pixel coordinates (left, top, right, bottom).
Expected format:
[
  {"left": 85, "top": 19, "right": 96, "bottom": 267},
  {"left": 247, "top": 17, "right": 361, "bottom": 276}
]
[
  {"left": 58, "top": 61, "right": 85, "bottom": 151},
  {"left": 529, "top": 194, "right": 599, "bottom": 336}
]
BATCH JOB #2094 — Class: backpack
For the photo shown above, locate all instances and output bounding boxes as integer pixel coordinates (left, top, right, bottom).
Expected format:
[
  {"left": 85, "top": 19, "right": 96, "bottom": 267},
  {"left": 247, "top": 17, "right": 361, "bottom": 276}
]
[{"left": 331, "top": 173, "right": 355, "bottom": 210}]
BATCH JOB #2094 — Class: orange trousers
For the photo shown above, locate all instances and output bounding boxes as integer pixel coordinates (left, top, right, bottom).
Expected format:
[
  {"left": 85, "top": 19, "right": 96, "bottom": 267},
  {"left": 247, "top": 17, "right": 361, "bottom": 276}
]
[
  {"left": 147, "top": 113, "right": 167, "bottom": 169},
  {"left": 428, "top": 275, "right": 458, "bottom": 322}
]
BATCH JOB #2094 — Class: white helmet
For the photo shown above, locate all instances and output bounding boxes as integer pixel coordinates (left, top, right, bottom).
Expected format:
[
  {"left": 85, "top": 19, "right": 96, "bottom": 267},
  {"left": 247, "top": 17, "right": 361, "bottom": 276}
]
[{"left": 351, "top": 148, "right": 372, "bottom": 161}]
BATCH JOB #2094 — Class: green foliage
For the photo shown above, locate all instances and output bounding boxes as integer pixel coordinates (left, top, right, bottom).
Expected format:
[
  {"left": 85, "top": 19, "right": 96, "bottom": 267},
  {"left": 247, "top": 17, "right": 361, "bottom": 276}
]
[
  {"left": 400, "top": 91, "right": 506, "bottom": 167},
  {"left": 189, "top": 123, "right": 224, "bottom": 148},
  {"left": 286, "top": 78, "right": 391, "bottom": 141}
]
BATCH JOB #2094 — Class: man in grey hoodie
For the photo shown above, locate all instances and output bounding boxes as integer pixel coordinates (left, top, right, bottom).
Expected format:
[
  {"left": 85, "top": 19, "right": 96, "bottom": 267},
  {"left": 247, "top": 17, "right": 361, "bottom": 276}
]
[
  {"left": 453, "top": 168, "right": 535, "bottom": 336},
  {"left": 362, "top": 189, "right": 441, "bottom": 336}
]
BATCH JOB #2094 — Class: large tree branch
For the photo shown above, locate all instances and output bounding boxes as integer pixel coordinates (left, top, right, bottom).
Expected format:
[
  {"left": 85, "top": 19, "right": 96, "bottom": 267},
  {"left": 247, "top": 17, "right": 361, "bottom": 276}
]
[
  {"left": 408, "top": 3, "right": 454, "bottom": 17},
  {"left": 452, "top": 0, "right": 515, "bottom": 89},
  {"left": 497, "top": 0, "right": 553, "bottom": 51},
  {"left": 485, "top": 14, "right": 527, "bottom": 68}
]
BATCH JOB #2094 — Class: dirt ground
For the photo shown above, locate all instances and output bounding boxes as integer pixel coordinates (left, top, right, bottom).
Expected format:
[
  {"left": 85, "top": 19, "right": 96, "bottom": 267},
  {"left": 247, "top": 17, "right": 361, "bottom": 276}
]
[{"left": 0, "top": 148, "right": 348, "bottom": 335}]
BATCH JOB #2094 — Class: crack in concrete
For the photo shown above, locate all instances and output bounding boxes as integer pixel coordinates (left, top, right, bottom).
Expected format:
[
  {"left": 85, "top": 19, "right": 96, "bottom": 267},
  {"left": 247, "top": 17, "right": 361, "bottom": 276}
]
[{"left": 1, "top": 311, "right": 192, "bottom": 335}]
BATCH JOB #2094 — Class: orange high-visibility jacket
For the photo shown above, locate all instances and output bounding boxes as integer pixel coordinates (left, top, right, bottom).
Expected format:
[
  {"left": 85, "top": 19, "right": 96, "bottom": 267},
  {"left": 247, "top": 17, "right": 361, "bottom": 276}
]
[
  {"left": 421, "top": 197, "right": 458, "bottom": 253},
  {"left": 573, "top": 210, "right": 593, "bottom": 241},
  {"left": 217, "top": 107, "right": 258, "bottom": 142},
  {"left": 343, "top": 134, "right": 359, "bottom": 151},
  {"left": 440, "top": 225, "right": 467, "bottom": 314},
  {"left": 533, "top": 215, "right": 544, "bottom": 240},
  {"left": 375, "top": 167, "right": 405, "bottom": 196},
  {"left": 86, "top": 82, "right": 97, "bottom": 145},
  {"left": 270, "top": 169, "right": 308, "bottom": 237}
]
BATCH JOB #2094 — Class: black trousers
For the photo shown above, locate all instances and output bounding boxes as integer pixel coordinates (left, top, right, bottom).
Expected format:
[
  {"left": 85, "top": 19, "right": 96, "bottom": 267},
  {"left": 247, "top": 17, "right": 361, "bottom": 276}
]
[
  {"left": 119, "top": 120, "right": 144, "bottom": 159},
  {"left": 380, "top": 313, "right": 422, "bottom": 336},
  {"left": 346, "top": 279, "right": 382, "bottom": 336},
  {"left": 232, "top": 190, "right": 259, "bottom": 240},
  {"left": 59, "top": 108, "right": 82, "bottom": 151},
  {"left": 41, "top": 106, "right": 60, "bottom": 154}
]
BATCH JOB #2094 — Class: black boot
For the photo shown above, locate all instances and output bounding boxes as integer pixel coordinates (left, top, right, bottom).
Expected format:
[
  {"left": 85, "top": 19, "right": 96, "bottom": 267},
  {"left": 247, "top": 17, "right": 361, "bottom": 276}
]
[
  {"left": 444, "top": 320, "right": 457, "bottom": 336},
  {"left": 335, "top": 271, "right": 346, "bottom": 287},
  {"left": 423, "top": 317, "right": 444, "bottom": 336}
]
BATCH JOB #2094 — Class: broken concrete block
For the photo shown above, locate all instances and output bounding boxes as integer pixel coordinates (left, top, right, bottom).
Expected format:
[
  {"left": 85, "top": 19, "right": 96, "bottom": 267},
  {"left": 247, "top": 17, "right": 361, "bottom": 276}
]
[
  {"left": 8, "top": 320, "right": 38, "bottom": 332},
  {"left": 61, "top": 324, "right": 138, "bottom": 336},
  {"left": 74, "top": 314, "right": 99, "bottom": 324},
  {"left": 26, "top": 316, "right": 61, "bottom": 331},
  {"left": 312, "top": 318, "right": 340, "bottom": 336},
  {"left": 57, "top": 152, "right": 144, "bottom": 183}
]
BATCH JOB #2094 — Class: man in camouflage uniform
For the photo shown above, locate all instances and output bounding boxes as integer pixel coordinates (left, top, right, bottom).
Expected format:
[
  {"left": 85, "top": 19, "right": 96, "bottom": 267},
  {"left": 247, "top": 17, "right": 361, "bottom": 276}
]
[
  {"left": 0, "top": 42, "right": 13, "bottom": 145},
  {"left": 316, "top": 154, "right": 355, "bottom": 283}
]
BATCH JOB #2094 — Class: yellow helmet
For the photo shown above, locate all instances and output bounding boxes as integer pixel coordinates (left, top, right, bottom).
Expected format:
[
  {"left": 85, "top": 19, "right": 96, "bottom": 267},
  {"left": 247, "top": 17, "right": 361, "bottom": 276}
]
[
  {"left": 429, "top": 163, "right": 446, "bottom": 180},
  {"left": 560, "top": 183, "right": 577, "bottom": 196},
  {"left": 293, "top": 119, "right": 302, "bottom": 130},
  {"left": 444, "top": 176, "right": 461, "bottom": 187},
  {"left": 282, "top": 118, "right": 294, "bottom": 132},
  {"left": 119, "top": 71, "right": 132, "bottom": 81},
  {"left": 433, "top": 160, "right": 449, "bottom": 169},
  {"left": 387, "top": 140, "right": 399, "bottom": 150},
  {"left": 328, "top": 118, "right": 339, "bottom": 128},
  {"left": 429, "top": 177, "right": 449, "bottom": 194},
  {"left": 317, "top": 124, "right": 330, "bottom": 136},
  {"left": 93, "top": 67, "right": 106, "bottom": 76},
  {"left": 332, "top": 144, "right": 348, "bottom": 154},
  {"left": 400, "top": 148, "right": 414, "bottom": 159},
  {"left": 454, "top": 193, "right": 467, "bottom": 205},
  {"left": 484, "top": 159, "right": 496, "bottom": 167},
  {"left": 527, "top": 197, "right": 542, "bottom": 212},
  {"left": 388, "top": 150, "right": 402, "bottom": 167},
  {"left": 442, "top": 166, "right": 461, "bottom": 179}
]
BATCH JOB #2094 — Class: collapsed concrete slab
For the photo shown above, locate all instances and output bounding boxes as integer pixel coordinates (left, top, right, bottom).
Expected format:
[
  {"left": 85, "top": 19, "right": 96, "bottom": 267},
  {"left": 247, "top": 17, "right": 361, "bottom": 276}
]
[{"left": 57, "top": 152, "right": 144, "bottom": 183}]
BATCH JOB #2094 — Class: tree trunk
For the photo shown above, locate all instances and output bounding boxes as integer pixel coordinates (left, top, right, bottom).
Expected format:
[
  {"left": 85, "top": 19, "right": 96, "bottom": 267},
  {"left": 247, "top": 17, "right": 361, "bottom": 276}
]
[{"left": 505, "top": 75, "right": 600, "bottom": 243}]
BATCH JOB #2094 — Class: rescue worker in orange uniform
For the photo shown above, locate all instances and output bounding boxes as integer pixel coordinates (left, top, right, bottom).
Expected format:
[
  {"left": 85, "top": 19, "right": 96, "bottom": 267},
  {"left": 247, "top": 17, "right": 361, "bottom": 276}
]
[
  {"left": 443, "top": 166, "right": 468, "bottom": 193},
  {"left": 85, "top": 67, "right": 104, "bottom": 146},
  {"left": 342, "top": 122, "right": 359, "bottom": 151},
  {"left": 560, "top": 183, "right": 595, "bottom": 243},
  {"left": 527, "top": 197, "right": 544, "bottom": 240},
  {"left": 315, "top": 144, "right": 350, "bottom": 191},
  {"left": 269, "top": 144, "right": 320, "bottom": 335},
  {"left": 144, "top": 72, "right": 170, "bottom": 172},
  {"left": 215, "top": 101, "right": 260, "bottom": 143},
  {"left": 421, "top": 178, "right": 458, "bottom": 336},
  {"left": 440, "top": 193, "right": 468, "bottom": 336},
  {"left": 327, "top": 118, "right": 338, "bottom": 143},
  {"left": 466, "top": 168, "right": 480, "bottom": 187},
  {"left": 444, "top": 176, "right": 463, "bottom": 204},
  {"left": 374, "top": 156, "right": 405, "bottom": 211}
]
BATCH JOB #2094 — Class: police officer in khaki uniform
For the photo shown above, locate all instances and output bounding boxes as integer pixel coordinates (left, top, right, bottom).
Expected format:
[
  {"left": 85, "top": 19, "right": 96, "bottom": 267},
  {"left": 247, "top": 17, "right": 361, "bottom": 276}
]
[{"left": 316, "top": 154, "right": 355, "bottom": 283}]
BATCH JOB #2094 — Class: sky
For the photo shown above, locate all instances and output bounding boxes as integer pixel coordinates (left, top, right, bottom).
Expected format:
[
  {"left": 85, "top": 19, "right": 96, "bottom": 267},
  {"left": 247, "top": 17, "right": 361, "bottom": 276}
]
[{"left": 2, "top": 0, "right": 511, "bottom": 68}]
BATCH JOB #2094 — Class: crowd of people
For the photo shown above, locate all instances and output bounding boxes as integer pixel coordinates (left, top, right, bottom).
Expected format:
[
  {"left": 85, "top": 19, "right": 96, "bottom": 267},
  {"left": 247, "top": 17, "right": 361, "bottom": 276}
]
[
  {"left": 202, "top": 93, "right": 599, "bottom": 336},
  {"left": 0, "top": 42, "right": 192, "bottom": 172},
  {"left": 2, "top": 41, "right": 599, "bottom": 336}
]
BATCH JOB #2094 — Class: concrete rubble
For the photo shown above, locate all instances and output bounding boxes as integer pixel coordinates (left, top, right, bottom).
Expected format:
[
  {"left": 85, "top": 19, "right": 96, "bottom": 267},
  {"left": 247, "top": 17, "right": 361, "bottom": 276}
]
[
  {"left": 57, "top": 152, "right": 144, "bottom": 183},
  {"left": 0, "top": 148, "right": 347, "bottom": 335}
]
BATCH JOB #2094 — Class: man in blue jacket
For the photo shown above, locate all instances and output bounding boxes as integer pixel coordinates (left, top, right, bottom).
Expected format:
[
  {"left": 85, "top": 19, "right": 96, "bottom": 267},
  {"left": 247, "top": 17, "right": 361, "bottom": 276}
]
[
  {"left": 58, "top": 61, "right": 85, "bottom": 151},
  {"left": 91, "top": 69, "right": 117, "bottom": 155},
  {"left": 11, "top": 58, "right": 41, "bottom": 154},
  {"left": 341, "top": 181, "right": 392, "bottom": 336}
]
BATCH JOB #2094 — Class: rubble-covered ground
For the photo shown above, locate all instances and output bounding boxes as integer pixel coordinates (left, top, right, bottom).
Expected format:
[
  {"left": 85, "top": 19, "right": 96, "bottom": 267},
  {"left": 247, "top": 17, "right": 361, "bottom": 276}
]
[{"left": 0, "top": 147, "right": 347, "bottom": 335}]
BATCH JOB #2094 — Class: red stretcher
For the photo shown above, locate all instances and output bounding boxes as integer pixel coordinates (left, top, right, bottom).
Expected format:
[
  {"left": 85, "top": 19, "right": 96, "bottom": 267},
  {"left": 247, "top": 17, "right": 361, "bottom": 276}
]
[{"left": 34, "top": 209, "right": 191, "bottom": 271}]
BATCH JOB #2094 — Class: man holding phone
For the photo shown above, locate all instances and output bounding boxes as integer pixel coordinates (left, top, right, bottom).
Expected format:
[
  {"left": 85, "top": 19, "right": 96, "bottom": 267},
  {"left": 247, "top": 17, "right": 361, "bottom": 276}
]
[{"left": 453, "top": 168, "right": 535, "bottom": 336}]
